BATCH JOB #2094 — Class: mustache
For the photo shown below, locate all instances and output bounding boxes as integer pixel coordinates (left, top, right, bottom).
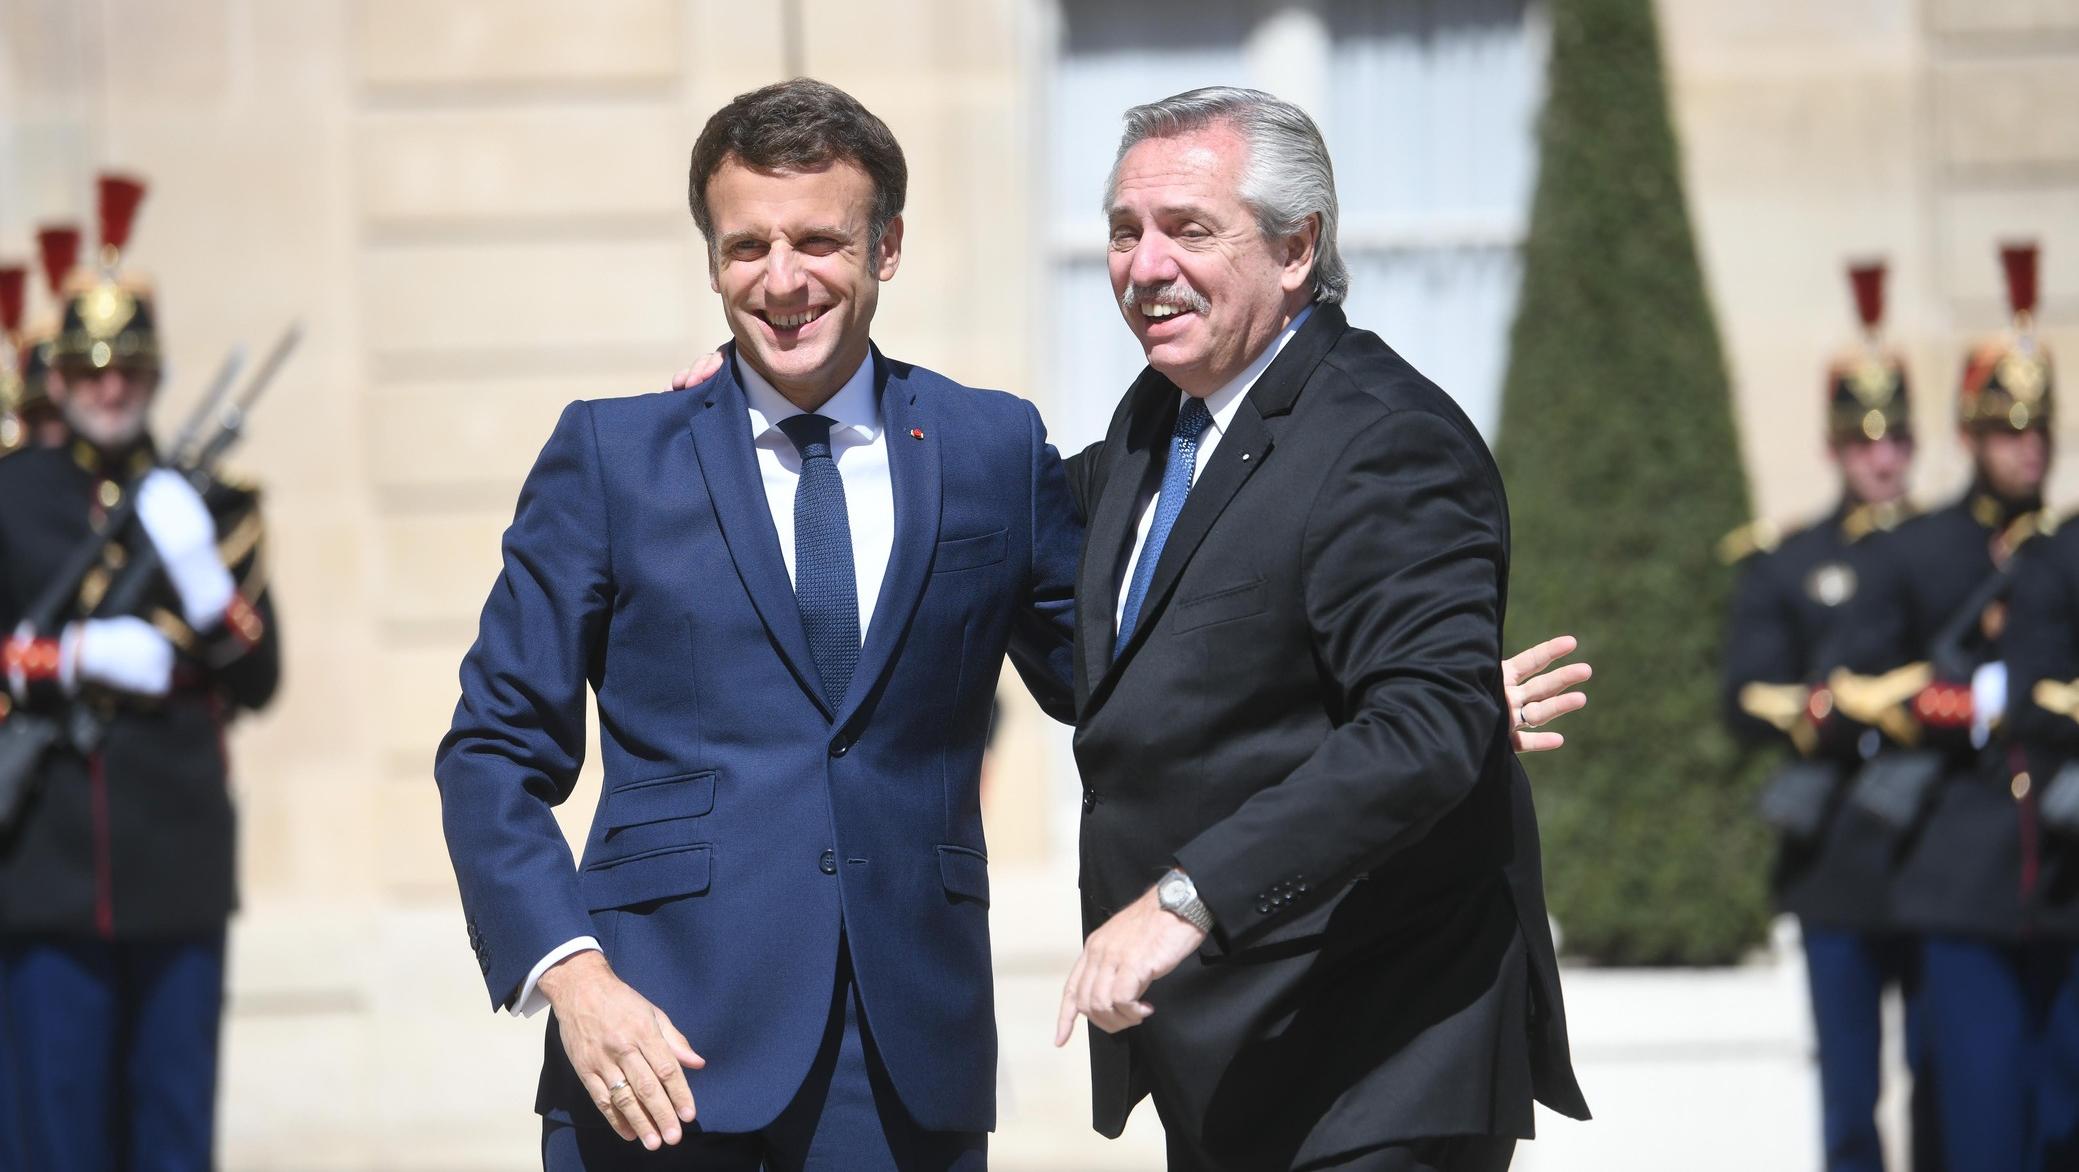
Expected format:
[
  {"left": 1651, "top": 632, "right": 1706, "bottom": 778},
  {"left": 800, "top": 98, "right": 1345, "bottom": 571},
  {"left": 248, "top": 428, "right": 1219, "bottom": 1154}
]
[{"left": 1121, "top": 281, "right": 1210, "bottom": 315}]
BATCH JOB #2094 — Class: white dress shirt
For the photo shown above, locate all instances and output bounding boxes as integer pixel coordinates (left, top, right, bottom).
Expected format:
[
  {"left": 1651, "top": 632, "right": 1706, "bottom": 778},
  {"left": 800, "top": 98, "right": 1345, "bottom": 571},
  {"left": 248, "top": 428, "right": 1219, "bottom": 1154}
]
[
  {"left": 510, "top": 351, "right": 896, "bottom": 1017},
  {"left": 1117, "top": 306, "right": 1312, "bottom": 631}
]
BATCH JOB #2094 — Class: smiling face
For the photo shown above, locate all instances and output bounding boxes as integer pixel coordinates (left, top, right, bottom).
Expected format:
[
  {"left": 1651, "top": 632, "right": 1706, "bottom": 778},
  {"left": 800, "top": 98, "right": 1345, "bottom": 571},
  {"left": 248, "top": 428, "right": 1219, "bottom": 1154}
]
[
  {"left": 705, "top": 156, "right": 901, "bottom": 410},
  {"left": 1106, "top": 122, "right": 1317, "bottom": 398}
]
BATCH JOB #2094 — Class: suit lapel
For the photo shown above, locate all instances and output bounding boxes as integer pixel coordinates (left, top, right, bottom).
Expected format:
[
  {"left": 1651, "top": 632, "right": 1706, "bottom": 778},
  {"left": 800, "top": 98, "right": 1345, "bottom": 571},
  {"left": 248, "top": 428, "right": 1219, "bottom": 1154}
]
[
  {"left": 1099, "top": 405, "right": 1273, "bottom": 682},
  {"left": 1077, "top": 371, "right": 1171, "bottom": 701},
  {"left": 836, "top": 351, "right": 941, "bottom": 729},
  {"left": 1090, "top": 304, "right": 1347, "bottom": 701},
  {"left": 686, "top": 349, "right": 831, "bottom": 719}
]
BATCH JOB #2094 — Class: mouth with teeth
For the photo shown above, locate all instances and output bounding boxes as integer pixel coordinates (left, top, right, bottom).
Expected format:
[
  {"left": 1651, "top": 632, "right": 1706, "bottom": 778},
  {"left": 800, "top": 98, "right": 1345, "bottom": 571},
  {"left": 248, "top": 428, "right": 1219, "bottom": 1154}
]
[
  {"left": 757, "top": 305, "right": 833, "bottom": 340},
  {"left": 1125, "top": 283, "right": 1210, "bottom": 338},
  {"left": 1135, "top": 299, "right": 1205, "bottom": 338}
]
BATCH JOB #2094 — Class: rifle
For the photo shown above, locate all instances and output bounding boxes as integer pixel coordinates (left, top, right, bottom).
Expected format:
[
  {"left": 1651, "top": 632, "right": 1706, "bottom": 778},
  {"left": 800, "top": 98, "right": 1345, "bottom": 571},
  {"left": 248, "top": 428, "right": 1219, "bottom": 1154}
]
[{"left": 0, "top": 325, "right": 298, "bottom": 830}]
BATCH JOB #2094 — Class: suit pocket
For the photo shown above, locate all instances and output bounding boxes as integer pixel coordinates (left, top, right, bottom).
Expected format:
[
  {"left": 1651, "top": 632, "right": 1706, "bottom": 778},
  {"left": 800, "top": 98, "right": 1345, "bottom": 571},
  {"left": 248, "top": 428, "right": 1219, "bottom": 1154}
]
[
  {"left": 1171, "top": 577, "right": 1267, "bottom": 632},
  {"left": 937, "top": 844, "right": 990, "bottom": 906},
  {"left": 582, "top": 843, "right": 713, "bottom": 911},
  {"left": 603, "top": 770, "right": 716, "bottom": 834},
  {"left": 933, "top": 528, "right": 1007, "bottom": 574}
]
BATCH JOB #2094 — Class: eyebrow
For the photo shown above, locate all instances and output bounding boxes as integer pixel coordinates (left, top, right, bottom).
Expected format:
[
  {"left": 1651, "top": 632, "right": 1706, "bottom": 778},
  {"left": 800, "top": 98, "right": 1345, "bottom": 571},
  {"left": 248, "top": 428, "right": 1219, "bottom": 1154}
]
[
  {"left": 717, "top": 224, "right": 856, "bottom": 248},
  {"left": 1110, "top": 202, "right": 1216, "bottom": 222}
]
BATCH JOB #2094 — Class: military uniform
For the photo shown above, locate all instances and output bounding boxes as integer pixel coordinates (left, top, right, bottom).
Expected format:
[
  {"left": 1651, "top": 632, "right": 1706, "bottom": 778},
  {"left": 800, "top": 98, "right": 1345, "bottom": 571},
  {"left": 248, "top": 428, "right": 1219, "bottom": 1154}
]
[
  {"left": 1993, "top": 245, "right": 2079, "bottom": 1171},
  {"left": 1722, "top": 260, "right": 1935, "bottom": 1172},
  {"left": 0, "top": 174, "right": 280, "bottom": 1172},
  {"left": 2007, "top": 520, "right": 2079, "bottom": 1164},
  {"left": 1830, "top": 243, "right": 2056, "bottom": 1172}
]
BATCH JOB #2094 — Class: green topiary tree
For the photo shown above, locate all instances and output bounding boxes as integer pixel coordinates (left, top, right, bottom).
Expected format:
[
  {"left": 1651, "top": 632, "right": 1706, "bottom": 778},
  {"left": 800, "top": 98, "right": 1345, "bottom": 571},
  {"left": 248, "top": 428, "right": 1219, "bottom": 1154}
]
[{"left": 1496, "top": 0, "right": 1771, "bottom": 964}]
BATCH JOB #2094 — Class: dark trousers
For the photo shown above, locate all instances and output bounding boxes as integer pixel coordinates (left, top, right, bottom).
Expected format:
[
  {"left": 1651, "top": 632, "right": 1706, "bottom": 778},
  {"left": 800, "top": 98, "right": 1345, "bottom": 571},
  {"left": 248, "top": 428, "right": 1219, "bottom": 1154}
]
[
  {"left": 2032, "top": 945, "right": 2079, "bottom": 1172},
  {"left": 543, "top": 944, "right": 984, "bottom": 1171},
  {"left": 1801, "top": 926, "right": 1941, "bottom": 1172},
  {"left": 0, "top": 948, "right": 19, "bottom": 1172},
  {"left": 1921, "top": 934, "right": 2070, "bottom": 1172},
  {"left": 0, "top": 932, "right": 226, "bottom": 1172}
]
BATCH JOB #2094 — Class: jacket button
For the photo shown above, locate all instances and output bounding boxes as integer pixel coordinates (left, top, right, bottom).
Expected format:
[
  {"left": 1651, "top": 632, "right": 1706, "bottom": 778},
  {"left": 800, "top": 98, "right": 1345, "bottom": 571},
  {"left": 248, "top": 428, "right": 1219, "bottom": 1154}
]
[
  {"left": 830, "top": 737, "right": 850, "bottom": 758},
  {"left": 819, "top": 849, "right": 837, "bottom": 875},
  {"left": 1081, "top": 790, "right": 1095, "bottom": 813}
]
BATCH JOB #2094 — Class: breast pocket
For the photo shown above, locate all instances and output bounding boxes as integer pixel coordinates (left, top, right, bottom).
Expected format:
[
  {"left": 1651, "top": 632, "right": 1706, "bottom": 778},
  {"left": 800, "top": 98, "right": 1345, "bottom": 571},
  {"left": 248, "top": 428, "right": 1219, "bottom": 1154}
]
[
  {"left": 933, "top": 528, "right": 1007, "bottom": 574},
  {"left": 1170, "top": 577, "right": 1267, "bottom": 632}
]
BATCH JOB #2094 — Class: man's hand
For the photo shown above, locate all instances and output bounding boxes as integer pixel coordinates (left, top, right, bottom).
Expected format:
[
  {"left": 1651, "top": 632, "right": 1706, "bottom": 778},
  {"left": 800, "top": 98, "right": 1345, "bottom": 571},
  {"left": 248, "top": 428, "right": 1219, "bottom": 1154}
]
[
  {"left": 537, "top": 950, "right": 704, "bottom": 1150},
  {"left": 1054, "top": 883, "right": 1207, "bottom": 1046},
  {"left": 136, "top": 468, "right": 236, "bottom": 629},
  {"left": 63, "top": 617, "right": 175, "bottom": 697},
  {"left": 1505, "top": 634, "right": 1591, "bottom": 753},
  {"left": 671, "top": 348, "right": 726, "bottom": 390}
]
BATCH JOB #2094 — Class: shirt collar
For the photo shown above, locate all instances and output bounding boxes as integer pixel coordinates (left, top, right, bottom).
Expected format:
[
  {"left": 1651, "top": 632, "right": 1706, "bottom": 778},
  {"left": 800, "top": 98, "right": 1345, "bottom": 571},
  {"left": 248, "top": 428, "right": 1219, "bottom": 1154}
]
[
  {"left": 1188, "top": 304, "right": 1313, "bottom": 437},
  {"left": 738, "top": 349, "right": 881, "bottom": 443}
]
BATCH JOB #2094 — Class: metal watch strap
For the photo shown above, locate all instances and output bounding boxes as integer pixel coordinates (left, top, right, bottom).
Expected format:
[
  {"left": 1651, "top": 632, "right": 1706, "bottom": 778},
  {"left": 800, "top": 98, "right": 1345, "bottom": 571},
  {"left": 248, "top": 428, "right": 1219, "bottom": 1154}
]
[{"left": 1160, "top": 868, "right": 1216, "bottom": 933}]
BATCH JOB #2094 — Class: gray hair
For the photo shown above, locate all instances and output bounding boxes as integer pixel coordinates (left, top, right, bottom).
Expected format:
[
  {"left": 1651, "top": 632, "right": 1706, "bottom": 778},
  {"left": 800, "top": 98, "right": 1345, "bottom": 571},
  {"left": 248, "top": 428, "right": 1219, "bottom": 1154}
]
[{"left": 1103, "top": 86, "right": 1348, "bottom": 306}]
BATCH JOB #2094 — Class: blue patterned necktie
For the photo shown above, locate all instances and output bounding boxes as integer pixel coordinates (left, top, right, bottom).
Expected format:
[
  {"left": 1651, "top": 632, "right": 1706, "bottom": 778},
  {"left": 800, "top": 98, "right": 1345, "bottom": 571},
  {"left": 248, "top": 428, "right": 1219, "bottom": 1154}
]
[
  {"left": 1116, "top": 395, "right": 1214, "bottom": 657},
  {"left": 777, "top": 413, "right": 861, "bottom": 708}
]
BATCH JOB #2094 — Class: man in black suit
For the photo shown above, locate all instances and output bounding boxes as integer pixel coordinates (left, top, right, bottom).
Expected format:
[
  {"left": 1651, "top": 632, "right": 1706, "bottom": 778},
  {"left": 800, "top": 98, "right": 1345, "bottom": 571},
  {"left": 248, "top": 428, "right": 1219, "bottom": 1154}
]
[{"left": 1052, "top": 87, "right": 1588, "bottom": 1171}]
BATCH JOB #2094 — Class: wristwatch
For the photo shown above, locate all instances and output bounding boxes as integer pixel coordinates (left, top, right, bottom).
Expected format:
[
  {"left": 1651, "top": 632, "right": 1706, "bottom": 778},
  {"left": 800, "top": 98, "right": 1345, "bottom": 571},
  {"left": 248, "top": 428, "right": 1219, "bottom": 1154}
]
[{"left": 1157, "top": 868, "right": 1215, "bottom": 933}]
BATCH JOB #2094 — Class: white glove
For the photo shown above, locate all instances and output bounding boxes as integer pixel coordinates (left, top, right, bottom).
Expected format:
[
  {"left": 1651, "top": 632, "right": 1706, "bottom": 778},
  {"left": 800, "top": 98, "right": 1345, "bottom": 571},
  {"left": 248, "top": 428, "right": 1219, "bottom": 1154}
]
[
  {"left": 1971, "top": 661, "right": 2008, "bottom": 750},
  {"left": 136, "top": 468, "right": 236, "bottom": 629},
  {"left": 61, "top": 617, "right": 175, "bottom": 698}
]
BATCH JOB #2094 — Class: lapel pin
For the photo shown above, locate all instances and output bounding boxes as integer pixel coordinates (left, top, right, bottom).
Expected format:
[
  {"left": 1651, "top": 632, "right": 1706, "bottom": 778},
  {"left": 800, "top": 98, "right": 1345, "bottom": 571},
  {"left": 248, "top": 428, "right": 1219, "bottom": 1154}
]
[
  {"left": 1241, "top": 452, "right": 1251, "bottom": 462},
  {"left": 910, "top": 427, "right": 925, "bottom": 440}
]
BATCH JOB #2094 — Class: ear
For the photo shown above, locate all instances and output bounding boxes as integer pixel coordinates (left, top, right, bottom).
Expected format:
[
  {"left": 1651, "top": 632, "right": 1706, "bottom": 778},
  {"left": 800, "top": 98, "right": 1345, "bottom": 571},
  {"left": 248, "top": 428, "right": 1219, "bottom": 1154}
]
[
  {"left": 875, "top": 215, "right": 905, "bottom": 282},
  {"left": 1278, "top": 213, "right": 1320, "bottom": 296}
]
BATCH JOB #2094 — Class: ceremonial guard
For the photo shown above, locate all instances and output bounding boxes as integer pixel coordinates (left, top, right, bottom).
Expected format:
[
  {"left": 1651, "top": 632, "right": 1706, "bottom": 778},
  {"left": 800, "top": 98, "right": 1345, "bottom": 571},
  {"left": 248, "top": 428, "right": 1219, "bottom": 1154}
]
[
  {"left": 2, "top": 225, "right": 85, "bottom": 454},
  {"left": 1, "top": 265, "right": 27, "bottom": 455},
  {"left": 1721, "top": 261, "right": 1933, "bottom": 1172},
  {"left": 1831, "top": 243, "right": 2054, "bottom": 1172},
  {"left": 1988, "top": 241, "right": 2079, "bottom": 1171},
  {"left": 0, "top": 174, "right": 280, "bottom": 1172}
]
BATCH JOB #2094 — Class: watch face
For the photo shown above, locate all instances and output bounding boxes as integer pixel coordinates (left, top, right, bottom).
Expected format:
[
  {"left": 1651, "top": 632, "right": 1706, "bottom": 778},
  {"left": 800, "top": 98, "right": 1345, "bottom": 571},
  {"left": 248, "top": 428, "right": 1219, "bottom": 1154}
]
[{"left": 1158, "top": 874, "right": 1188, "bottom": 904}]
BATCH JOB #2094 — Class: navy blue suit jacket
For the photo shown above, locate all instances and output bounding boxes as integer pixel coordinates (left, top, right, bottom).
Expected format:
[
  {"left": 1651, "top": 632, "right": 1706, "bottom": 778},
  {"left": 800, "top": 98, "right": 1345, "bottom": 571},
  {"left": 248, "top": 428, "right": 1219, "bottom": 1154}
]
[{"left": 435, "top": 346, "right": 1080, "bottom": 1133}]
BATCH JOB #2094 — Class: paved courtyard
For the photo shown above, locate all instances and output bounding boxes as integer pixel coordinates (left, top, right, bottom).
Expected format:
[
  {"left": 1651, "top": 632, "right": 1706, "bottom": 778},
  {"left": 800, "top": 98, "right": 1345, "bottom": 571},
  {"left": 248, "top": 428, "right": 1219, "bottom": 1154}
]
[{"left": 219, "top": 869, "right": 1878, "bottom": 1170}]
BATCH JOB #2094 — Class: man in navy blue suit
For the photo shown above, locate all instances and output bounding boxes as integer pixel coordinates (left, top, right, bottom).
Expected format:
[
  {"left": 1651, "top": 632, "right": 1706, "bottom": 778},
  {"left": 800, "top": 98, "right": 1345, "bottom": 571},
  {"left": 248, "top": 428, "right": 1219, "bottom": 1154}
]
[{"left": 436, "top": 79, "right": 1082, "bottom": 1169}]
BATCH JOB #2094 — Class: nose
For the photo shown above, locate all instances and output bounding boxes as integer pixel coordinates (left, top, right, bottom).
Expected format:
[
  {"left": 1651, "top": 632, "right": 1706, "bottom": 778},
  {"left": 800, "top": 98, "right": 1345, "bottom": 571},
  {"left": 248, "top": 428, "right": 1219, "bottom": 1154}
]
[
  {"left": 1126, "top": 231, "right": 1181, "bottom": 291},
  {"left": 764, "top": 241, "right": 807, "bottom": 301}
]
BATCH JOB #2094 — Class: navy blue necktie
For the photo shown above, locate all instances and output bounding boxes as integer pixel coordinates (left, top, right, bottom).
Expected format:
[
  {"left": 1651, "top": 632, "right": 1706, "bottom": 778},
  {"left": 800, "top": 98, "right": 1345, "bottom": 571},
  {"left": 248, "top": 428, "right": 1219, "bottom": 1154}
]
[
  {"left": 777, "top": 413, "right": 861, "bottom": 708},
  {"left": 1116, "top": 396, "right": 1214, "bottom": 657}
]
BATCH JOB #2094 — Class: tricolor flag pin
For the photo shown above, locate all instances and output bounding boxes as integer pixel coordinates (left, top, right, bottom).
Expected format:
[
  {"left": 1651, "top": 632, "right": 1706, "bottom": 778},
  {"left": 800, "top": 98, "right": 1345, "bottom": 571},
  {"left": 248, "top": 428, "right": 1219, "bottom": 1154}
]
[{"left": 910, "top": 427, "right": 925, "bottom": 440}]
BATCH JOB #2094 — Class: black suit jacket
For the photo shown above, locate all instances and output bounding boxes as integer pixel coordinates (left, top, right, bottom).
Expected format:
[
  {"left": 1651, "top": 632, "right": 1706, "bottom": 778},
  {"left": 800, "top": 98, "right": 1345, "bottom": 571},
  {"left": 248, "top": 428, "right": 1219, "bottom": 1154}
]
[{"left": 1067, "top": 305, "right": 1587, "bottom": 1165}]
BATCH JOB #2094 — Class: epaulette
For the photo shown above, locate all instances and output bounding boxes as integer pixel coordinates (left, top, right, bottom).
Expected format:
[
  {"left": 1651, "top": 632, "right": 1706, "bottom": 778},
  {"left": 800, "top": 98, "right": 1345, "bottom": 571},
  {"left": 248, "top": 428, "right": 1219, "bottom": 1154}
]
[
  {"left": 208, "top": 465, "right": 261, "bottom": 496},
  {"left": 1842, "top": 499, "right": 1918, "bottom": 543},
  {"left": 1717, "top": 519, "right": 1781, "bottom": 566}
]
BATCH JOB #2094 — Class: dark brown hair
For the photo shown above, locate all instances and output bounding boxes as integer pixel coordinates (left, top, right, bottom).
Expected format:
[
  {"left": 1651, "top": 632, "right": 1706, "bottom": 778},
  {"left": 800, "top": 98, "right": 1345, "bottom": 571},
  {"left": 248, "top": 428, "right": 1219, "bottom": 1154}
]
[{"left": 687, "top": 78, "right": 908, "bottom": 253}]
